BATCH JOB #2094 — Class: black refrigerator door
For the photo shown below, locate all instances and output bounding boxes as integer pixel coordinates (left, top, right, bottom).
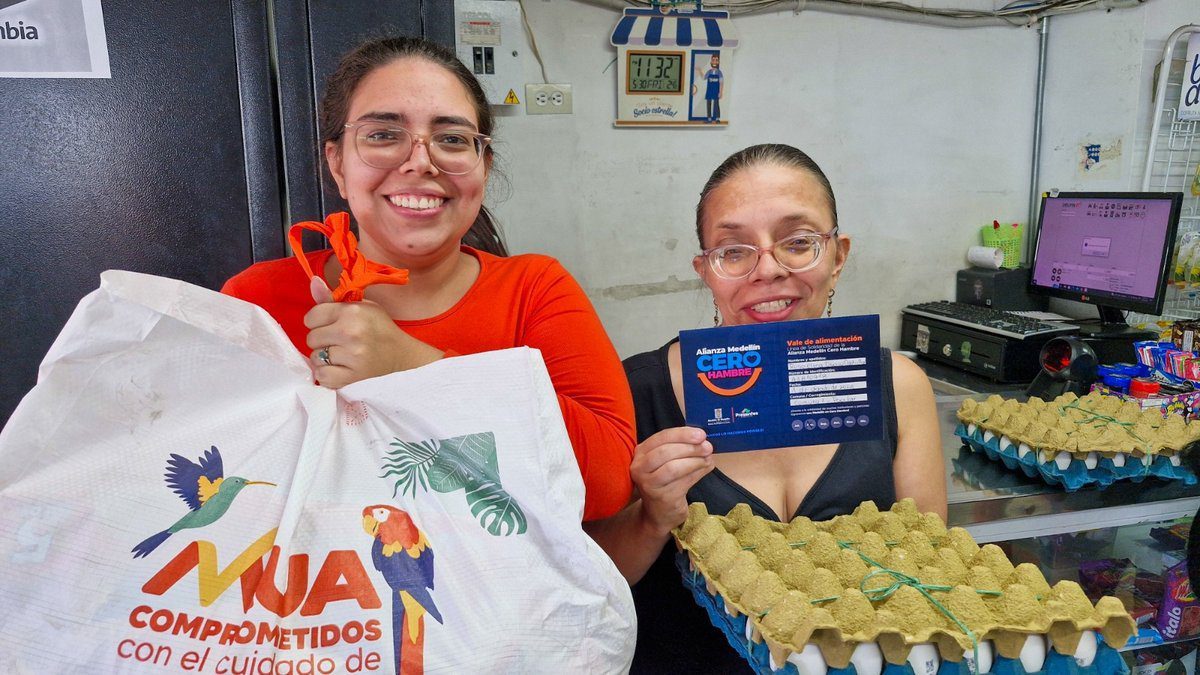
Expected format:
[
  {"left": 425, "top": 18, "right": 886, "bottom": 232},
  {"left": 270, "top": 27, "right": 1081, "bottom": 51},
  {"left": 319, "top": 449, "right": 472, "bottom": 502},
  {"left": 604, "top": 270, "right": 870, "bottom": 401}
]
[{"left": 0, "top": 0, "right": 284, "bottom": 425}]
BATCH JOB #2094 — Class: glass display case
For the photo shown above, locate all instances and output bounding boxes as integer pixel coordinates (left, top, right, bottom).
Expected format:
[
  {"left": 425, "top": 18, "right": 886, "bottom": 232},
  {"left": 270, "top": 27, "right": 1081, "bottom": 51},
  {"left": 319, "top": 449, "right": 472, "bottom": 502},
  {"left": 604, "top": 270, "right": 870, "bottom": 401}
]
[{"left": 935, "top": 392, "right": 1200, "bottom": 663}]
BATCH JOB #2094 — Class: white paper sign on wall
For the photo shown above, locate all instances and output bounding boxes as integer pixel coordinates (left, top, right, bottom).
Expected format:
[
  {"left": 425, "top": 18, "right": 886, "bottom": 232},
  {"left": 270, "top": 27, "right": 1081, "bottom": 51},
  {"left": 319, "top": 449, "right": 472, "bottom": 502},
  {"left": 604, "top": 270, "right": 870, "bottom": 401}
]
[{"left": 0, "top": 0, "right": 109, "bottom": 78}]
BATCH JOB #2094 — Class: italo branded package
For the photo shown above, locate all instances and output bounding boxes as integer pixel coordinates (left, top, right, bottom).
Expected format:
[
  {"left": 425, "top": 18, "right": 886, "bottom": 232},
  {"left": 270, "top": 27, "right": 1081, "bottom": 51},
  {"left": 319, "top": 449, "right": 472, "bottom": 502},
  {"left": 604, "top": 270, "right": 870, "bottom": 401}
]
[{"left": 1156, "top": 554, "right": 1200, "bottom": 641}]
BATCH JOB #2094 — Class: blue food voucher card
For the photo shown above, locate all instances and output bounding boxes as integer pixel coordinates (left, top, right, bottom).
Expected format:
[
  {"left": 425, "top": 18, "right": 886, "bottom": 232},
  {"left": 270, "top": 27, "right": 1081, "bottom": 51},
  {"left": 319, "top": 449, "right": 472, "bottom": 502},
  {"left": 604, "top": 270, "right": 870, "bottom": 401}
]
[{"left": 679, "top": 314, "right": 883, "bottom": 452}]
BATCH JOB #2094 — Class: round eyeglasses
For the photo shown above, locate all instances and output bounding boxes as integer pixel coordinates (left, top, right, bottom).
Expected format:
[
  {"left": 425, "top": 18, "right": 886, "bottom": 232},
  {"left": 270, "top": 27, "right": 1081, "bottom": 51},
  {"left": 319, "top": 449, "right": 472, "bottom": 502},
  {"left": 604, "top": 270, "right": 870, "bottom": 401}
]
[
  {"left": 343, "top": 122, "right": 491, "bottom": 175},
  {"left": 698, "top": 228, "right": 839, "bottom": 280}
]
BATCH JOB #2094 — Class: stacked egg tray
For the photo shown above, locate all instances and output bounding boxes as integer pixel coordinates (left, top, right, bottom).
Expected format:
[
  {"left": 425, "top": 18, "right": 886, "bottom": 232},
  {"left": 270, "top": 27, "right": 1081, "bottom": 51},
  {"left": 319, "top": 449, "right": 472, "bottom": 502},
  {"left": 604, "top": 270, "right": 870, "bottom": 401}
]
[
  {"left": 955, "top": 393, "right": 1197, "bottom": 491},
  {"left": 672, "top": 499, "right": 1135, "bottom": 675}
]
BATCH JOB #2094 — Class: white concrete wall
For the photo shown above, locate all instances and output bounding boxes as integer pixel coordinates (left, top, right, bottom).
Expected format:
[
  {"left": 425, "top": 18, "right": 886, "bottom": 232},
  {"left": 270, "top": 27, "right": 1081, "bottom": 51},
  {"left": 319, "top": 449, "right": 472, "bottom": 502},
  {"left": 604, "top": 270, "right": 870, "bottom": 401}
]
[
  {"left": 483, "top": 0, "right": 1196, "bottom": 357},
  {"left": 1040, "top": 1, "right": 1199, "bottom": 195}
]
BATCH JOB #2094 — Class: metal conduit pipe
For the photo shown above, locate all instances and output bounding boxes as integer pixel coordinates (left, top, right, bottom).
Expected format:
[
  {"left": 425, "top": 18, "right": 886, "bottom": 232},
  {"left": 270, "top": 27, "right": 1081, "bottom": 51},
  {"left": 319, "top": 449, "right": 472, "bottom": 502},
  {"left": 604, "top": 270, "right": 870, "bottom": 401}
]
[
  {"left": 1027, "top": 16, "right": 1050, "bottom": 263},
  {"left": 741, "top": 2, "right": 1018, "bottom": 28},
  {"left": 574, "top": 0, "right": 1032, "bottom": 29}
]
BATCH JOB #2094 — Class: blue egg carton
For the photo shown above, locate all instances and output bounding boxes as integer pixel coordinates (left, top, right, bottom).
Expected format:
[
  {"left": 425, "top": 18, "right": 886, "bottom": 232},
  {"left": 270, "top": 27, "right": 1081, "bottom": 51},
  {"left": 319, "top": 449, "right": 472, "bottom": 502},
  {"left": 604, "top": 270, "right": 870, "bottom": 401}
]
[
  {"left": 954, "top": 423, "right": 1195, "bottom": 492},
  {"left": 676, "top": 552, "right": 1129, "bottom": 675}
]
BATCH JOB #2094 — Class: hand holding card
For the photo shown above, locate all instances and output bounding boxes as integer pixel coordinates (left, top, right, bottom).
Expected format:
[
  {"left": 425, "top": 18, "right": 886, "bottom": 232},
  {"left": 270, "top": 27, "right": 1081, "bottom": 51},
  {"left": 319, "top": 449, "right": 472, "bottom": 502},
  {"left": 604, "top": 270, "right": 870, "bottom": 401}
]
[{"left": 630, "top": 427, "right": 715, "bottom": 536}]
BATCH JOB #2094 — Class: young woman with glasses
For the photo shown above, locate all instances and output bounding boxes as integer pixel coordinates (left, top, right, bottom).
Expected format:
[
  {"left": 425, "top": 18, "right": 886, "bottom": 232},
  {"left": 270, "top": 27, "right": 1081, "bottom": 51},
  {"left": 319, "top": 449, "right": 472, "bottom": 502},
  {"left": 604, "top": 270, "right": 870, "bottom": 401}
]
[
  {"left": 586, "top": 144, "right": 945, "bottom": 672},
  {"left": 221, "top": 36, "right": 636, "bottom": 522}
]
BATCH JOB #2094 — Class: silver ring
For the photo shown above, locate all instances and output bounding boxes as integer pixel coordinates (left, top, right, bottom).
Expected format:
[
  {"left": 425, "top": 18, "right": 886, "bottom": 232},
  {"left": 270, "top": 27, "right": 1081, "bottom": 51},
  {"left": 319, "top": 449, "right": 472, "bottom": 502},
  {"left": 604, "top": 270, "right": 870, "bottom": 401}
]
[{"left": 317, "top": 348, "right": 332, "bottom": 367}]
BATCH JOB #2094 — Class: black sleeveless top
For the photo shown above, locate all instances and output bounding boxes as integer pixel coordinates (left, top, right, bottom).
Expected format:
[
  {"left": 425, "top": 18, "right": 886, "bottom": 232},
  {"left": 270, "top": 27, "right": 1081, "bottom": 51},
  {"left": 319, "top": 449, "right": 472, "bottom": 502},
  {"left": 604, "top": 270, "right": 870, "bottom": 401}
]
[{"left": 623, "top": 340, "right": 900, "bottom": 674}]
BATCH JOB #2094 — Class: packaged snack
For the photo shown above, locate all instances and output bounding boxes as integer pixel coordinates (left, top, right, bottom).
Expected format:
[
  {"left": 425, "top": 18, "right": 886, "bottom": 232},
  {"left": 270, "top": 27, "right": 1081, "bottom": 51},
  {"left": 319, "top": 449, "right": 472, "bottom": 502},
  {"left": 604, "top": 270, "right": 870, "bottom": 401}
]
[
  {"left": 1080, "top": 559, "right": 1136, "bottom": 598},
  {"left": 1078, "top": 558, "right": 1163, "bottom": 630},
  {"left": 1171, "top": 320, "right": 1200, "bottom": 354},
  {"left": 1149, "top": 522, "right": 1191, "bottom": 551},
  {"left": 1156, "top": 553, "right": 1200, "bottom": 641}
]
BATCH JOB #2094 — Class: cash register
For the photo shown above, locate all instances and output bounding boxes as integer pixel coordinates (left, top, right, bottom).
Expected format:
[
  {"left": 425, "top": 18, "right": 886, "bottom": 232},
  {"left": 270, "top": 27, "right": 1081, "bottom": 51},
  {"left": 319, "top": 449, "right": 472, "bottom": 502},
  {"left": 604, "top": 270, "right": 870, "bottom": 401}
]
[{"left": 901, "top": 191, "right": 1183, "bottom": 382}]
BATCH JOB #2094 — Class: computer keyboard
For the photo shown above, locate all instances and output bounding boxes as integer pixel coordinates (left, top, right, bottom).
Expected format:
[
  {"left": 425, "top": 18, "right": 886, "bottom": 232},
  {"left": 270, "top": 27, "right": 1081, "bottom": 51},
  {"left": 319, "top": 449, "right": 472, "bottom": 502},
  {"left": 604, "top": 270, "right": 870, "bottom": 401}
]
[{"left": 902, "top": 301, "right": 1077, "bottom": 340}]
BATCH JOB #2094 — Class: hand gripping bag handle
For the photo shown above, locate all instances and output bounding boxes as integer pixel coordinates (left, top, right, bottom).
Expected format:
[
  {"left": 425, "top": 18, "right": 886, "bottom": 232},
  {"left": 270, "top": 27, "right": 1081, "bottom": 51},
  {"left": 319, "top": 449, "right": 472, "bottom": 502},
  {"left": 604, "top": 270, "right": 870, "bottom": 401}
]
[{"left": 288, "top": 212, "right": 409, "bottom": 301}]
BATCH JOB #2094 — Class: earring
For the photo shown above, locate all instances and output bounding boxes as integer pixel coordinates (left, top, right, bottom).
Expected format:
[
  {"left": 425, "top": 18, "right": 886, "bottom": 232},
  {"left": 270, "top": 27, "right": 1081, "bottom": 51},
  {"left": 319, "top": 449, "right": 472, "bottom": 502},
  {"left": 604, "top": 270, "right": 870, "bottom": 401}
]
[
  {"left": 713, "top": 299, "right": 721, "bottom": 327},
  {"left": 826, "top": 288, "right": 836, "bottom": 318}
]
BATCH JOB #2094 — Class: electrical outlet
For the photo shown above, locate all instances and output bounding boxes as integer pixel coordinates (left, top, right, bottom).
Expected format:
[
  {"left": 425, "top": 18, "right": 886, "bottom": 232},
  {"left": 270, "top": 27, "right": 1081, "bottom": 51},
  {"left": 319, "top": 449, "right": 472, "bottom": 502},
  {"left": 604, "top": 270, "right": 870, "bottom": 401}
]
[{"left": 525, "top": 83, "right": 572, "bottom": 115}]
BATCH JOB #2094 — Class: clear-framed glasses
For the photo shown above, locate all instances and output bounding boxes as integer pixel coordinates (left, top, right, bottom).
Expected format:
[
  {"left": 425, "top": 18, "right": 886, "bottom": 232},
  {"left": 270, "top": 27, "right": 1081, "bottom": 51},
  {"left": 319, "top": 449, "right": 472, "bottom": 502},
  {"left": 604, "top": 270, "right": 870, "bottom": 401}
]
[
  {"left": 698, "top": 228, "right": 839, "bottom": 280},
  {"left": 343, "top": 121, "right": 491, "bottom": 175}
]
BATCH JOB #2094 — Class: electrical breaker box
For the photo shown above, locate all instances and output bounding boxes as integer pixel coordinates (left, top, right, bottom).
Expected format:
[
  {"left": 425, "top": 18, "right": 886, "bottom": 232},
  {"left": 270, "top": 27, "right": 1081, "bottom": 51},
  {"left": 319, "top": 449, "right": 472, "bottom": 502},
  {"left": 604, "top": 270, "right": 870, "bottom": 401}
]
[{"left": 454, "top": 0, "right": 525, "bottom": 106}]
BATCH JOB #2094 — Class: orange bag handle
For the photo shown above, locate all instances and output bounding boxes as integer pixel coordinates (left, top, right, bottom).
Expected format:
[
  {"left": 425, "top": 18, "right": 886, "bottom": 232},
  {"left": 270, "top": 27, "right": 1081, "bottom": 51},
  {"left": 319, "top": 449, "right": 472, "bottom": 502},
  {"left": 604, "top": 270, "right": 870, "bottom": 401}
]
[{"left": 288, "top": 212, "right": 409, "bottom": 302}]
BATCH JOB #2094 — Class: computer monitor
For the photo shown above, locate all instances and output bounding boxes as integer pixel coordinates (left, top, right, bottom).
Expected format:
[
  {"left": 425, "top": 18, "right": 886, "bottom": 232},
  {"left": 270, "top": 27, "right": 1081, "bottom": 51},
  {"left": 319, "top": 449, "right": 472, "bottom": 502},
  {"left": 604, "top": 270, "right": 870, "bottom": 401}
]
[{"left": 1029, "top": 191, "right": 1183, "bottom": 336}]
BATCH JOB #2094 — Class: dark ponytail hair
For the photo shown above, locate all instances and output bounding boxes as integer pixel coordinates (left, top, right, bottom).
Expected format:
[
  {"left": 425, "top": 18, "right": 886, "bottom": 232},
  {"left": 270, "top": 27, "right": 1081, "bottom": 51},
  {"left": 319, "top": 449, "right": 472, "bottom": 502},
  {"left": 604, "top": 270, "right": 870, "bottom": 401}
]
[
  {"left": 695, "top": 144, "right": 838, "bottom": 249},
  {"left": 320, "top": 35, "right": 508, "bottom": 256}
]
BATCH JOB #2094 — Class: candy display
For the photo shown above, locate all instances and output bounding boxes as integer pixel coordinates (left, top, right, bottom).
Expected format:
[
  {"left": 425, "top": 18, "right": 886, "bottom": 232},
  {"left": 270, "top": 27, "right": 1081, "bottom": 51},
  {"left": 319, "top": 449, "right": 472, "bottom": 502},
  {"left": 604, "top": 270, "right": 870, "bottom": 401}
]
[
  {"left": 673, "top": 499, "right": 1136, "bottom": 675},
  {"left": 1132, "top": 342, "right": 1200, "bottom": 385},
  {"left": 955, "top": 393, "right": 1199, "bottom": 490}
]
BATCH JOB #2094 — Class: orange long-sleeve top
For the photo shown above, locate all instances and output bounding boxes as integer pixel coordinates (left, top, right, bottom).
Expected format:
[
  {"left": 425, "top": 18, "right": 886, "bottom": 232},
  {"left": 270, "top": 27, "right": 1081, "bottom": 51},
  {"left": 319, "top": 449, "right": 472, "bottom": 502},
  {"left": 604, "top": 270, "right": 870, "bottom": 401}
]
[{"left": 222, "top": 247, "right": 636, "bottom": 521}]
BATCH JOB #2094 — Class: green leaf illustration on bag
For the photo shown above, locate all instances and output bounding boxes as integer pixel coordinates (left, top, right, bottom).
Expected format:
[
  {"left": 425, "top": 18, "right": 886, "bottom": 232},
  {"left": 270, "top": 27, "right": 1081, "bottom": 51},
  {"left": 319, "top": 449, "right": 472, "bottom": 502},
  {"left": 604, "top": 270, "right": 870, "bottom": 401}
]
[{"left": 382, "top": 432, "right": 528, "bottom": 537}]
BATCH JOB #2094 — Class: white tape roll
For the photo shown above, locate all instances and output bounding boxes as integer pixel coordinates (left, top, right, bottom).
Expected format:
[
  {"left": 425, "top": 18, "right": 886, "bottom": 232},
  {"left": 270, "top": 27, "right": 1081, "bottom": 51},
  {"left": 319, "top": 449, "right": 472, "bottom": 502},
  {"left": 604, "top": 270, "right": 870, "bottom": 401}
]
[{"left": 967, "top": 246, "right": 1004, "bottom": 269}]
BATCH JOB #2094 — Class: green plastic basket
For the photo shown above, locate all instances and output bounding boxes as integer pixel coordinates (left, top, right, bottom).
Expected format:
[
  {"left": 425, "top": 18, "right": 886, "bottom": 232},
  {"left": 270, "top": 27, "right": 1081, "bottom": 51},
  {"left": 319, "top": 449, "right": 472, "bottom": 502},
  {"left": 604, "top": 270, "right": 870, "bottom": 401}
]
[{"left": 981, "top": 223, "right": 1022, "bottom": 268}]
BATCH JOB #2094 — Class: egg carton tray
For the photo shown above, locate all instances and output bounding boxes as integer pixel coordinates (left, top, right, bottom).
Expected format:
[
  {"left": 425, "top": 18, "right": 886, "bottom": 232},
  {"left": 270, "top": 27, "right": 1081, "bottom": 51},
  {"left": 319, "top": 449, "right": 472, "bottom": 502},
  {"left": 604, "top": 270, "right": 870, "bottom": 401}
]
[
  {"left": 677, "top": 552, "right": 1129, "bottom": 675},
  {"left": 954, "top": 423, "right": 1196, "bottom": 491},
  {"left": 672, "top": 499, "right": 1135, "bottom": 675}
]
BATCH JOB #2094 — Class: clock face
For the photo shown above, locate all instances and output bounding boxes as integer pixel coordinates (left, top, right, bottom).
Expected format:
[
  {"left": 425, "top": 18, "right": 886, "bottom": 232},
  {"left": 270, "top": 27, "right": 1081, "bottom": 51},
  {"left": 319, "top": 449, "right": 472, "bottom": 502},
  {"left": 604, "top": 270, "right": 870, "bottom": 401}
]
[{"left": 626, "top": 51, "right": 683, "bottom": 94}]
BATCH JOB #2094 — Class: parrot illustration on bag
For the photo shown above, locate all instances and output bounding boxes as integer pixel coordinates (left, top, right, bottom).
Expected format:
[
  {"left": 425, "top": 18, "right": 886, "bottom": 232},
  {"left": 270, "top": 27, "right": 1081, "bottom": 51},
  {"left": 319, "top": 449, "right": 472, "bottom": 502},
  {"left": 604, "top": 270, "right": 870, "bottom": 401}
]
[{"left": 362, "top": 504, "right": 443, "bottom": 675}]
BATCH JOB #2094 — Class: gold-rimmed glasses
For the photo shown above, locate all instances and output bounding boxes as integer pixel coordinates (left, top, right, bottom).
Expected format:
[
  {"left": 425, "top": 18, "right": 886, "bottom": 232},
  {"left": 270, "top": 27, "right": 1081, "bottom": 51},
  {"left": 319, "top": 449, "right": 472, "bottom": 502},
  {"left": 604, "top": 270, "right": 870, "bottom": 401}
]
[
  {"left": 698, "top": 228, "right": 839, "bottom": 280},
  {"left": 343, "top": 122, "right": 491, "bottom": 175}
]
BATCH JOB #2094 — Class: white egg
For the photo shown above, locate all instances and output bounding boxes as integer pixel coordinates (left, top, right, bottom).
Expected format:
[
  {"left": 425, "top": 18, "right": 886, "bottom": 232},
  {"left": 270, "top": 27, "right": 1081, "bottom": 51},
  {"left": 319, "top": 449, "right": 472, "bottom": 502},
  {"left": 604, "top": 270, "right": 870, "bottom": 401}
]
[
  {"left": 1084, "top": 451, "right": 1098, "bottom": 470},
  {"left": 906, "top": 643, "right": 940, "bottom": 675},
  {"left": 983, "top": 430, "right": 995, "bottom": 443},
  {"left": 1170, "top": 453, "right": 1182, "bottom": 467},
  {"left": 962, "top": 640, "right": 994, "bottom": 675},
  {"left": 1018, "top": 443, "right": 1032, "bottom": 458},
  {"left": 1073, "top": 630, "right": 1097, "bottom": 667},
  {"left": 1112, "top": 452, "right": 1126, "bottom": 467},
  {"left": 967, "top": 423, "right": 978, "bottom": 435},
  {"left": 1038, "top": 449, "right": 1050, "bottom": 464},
  {"left": 1143, "top": 453, "right": 1155, "bottom": 467},
  {"left": 1054, "top": 452, "right": 1073, "bottom": 471},
  {"left": 785, "top": 643, "right": 828, "bottom": 675},
  {"left": 1018, "top": 634, "right": 1047, "bottom": 673},
  {"left": 999, "top": 436, "right": 1012, "bottom": 451},
  {"left": 849, "top": 642, "right": 884, "bottom": 675}
]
